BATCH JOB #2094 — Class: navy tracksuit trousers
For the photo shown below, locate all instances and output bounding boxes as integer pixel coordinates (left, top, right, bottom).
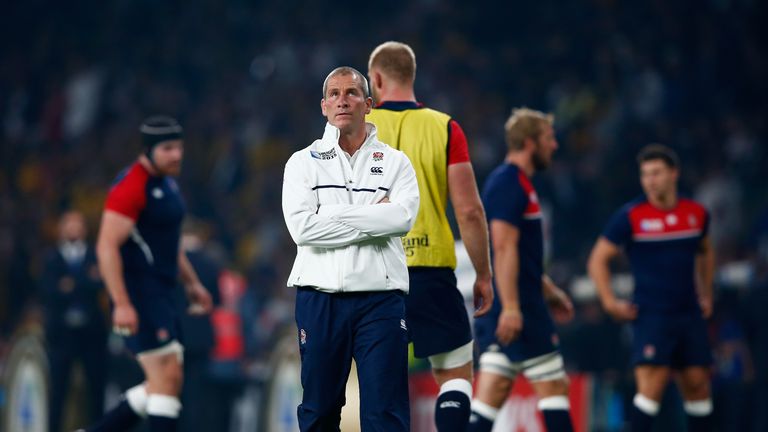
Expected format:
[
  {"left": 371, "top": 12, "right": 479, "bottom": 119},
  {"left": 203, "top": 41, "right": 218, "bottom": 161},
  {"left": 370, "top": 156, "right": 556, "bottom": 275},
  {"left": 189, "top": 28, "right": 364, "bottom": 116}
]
[{"left": 295, "top": 287, "right": 410, "bottom": 432}]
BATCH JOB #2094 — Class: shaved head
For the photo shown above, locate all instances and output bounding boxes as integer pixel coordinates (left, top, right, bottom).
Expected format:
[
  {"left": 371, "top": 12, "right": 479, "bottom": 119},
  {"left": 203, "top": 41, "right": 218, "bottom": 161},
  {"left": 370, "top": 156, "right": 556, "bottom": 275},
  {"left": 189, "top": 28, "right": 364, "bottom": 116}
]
[{"left": 368, "top": 41, "right": 417, "bottom": 84}]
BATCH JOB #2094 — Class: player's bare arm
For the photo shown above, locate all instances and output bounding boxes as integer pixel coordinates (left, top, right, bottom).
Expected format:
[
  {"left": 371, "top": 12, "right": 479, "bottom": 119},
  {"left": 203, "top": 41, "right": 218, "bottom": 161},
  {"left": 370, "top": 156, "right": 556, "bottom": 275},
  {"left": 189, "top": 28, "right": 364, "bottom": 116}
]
[
  {"left": 490, "top": 219, "right": 523, "bottom": 345},
  {"left": 178, "top": 248, "right": 213, "bottom": 315},
  {"left": 448, "top": 161, "right": 493, "bottom": 317},
  {"left": 97, "top": 210, "right": 138, "bottom": 335},
  {"left": 588, "top": 237, "right": 638, "bottom": 321},
  {"left": 695, "top": 235, "right": 715, "bottom": 318},
  {"left": 542, "top": 274, "right": 574, "bottom": 323}
]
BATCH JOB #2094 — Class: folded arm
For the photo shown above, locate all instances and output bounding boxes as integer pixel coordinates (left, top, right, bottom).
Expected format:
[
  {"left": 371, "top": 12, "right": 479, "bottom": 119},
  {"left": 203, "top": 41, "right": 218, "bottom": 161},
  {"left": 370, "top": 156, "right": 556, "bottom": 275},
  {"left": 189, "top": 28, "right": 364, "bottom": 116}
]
[
  {"left": 319, "top": 154, "right": 419, "bottom": 238},
  {"left": 282, "top": 154, "right": 371, "bottom": 248}
]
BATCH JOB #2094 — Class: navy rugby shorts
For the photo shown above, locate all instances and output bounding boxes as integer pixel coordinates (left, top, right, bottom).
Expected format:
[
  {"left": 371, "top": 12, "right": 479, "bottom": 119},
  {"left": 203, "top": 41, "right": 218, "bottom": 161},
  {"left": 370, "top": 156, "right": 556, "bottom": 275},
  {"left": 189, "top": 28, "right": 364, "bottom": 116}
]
[
  {"left": 122, "top": 272, "right": 182, "bottom": 355},
  {"left": 631, "top": 310, "right": 712, "bottom": 368},
  {"left": 406, "top": 267, "right": 473, "bottom": 359}
]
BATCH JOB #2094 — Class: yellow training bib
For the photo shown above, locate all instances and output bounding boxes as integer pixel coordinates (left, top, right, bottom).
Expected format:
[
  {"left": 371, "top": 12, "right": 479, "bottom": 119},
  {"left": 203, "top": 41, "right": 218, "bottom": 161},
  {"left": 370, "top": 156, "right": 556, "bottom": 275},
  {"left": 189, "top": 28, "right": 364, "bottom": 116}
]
[{"left": 367, "top": 105, "right": 457, "bottom": 269}]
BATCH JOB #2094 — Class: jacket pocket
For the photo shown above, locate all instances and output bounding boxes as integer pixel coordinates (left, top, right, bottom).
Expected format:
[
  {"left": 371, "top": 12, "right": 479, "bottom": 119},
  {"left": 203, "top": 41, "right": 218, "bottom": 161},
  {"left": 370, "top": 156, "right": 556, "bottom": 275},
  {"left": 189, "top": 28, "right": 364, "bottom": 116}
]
[
  {"left": 344, "top": 243, "right": 388, "bottom": 290},
  {"left": 382, "top": 238, "right": 409, "bottom": 291}
]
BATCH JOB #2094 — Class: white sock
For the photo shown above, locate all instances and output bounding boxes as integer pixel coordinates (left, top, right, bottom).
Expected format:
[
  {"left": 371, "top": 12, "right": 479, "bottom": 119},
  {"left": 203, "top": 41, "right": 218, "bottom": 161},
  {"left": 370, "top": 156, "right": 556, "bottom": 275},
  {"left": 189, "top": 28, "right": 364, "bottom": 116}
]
[
  {"left": 633, "top": 393, "right": 660, "bottom": 416},
  {"left": 125, "top": 384, "right": 148, "bottom": 417},
  {"left": 146, "top": 394, "right": 182, "bottom": 418},
  {"left": 439, "top": 378, "right": 473, "bottom": 399},
  {"left": 538, "top": 395, "right": 570, "bottom": 411},
  {"left": 471, "top": 400, "right": 499, "bottom": 420},
  {"left": 684, "top": 399, "right": 713, "bottom": 416}
]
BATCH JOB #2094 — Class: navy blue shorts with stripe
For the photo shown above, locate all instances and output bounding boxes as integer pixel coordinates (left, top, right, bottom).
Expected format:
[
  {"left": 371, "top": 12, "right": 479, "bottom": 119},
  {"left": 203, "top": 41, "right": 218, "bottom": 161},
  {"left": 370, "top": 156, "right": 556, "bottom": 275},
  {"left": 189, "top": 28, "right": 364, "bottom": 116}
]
[
  {"left": 474, "top": 298, "right": 558, "bottom": 362},
  {"left": 123, "top": 272, "right": 182, "bottom": 354},
  {"left": 406, "top": 267, "right": 473, "bottom": 359},
  {"left": 631, "top": 310, "right": 712, "bottom": 368}
]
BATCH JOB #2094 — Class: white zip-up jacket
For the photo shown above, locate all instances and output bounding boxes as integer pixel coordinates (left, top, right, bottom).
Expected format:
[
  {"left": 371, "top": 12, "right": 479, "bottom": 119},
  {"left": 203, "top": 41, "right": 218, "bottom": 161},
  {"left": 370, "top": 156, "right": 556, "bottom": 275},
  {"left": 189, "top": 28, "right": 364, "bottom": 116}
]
[{"left": 282, "top": 122, "right": 419, "bottom": 293}]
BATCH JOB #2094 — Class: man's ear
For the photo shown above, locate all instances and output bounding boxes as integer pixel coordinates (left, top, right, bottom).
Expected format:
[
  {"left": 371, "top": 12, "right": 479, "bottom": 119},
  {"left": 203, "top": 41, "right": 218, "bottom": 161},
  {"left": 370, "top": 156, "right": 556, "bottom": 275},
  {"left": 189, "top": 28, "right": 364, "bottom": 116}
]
[
  {"left": 523, "top": 136, "right": 536, "bottom": 152},
  {"left": 372, "top": 71, "right": 382, "bottom": 90},
  {"left": 320, "top": 98, "right": 327, "bottom": 116},
  {"left": 671, "top": 167, "right": 680, "bottom": 181}
]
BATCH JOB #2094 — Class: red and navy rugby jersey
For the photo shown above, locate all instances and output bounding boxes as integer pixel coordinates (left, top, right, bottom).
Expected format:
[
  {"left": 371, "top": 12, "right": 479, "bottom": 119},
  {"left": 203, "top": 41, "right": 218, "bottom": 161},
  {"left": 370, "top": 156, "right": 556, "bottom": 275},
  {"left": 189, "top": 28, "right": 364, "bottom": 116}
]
[
  {"left": 104, "top": 162, "right": 186, "bottom": 281},
  {"left": 482, "top": 163, "right": 544, "bottom": 305},
  {"left": 602, "top": 197, "right": 709, "bottom": 313}
]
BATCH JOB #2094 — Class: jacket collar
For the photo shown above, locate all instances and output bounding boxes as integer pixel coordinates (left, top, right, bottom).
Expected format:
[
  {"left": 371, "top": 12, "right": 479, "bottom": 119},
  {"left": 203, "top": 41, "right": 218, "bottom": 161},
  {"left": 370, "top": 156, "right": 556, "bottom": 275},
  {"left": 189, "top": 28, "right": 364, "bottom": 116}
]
[{"left": 319, "top": 122, "right": 379, "bottom": 152}]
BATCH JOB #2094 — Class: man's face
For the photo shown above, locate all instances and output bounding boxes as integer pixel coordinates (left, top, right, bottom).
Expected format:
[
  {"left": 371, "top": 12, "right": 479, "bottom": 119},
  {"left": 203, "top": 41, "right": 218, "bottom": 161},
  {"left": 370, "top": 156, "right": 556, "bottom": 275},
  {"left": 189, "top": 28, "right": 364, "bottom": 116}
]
[
  {"left": 151, "top": 139, "right": 184, "bottom": 176},
  {"left": 60, "top": 212, "right": 86, "bottom": 242},
  {"left": 321, "top": 73, "right": 372, "bottom": 133},
  {"left": 640, "top": 159, "right": 678, "bottom": 200},
  {"left": 532, "top": 123, "right": 558, "bottom": 171}
]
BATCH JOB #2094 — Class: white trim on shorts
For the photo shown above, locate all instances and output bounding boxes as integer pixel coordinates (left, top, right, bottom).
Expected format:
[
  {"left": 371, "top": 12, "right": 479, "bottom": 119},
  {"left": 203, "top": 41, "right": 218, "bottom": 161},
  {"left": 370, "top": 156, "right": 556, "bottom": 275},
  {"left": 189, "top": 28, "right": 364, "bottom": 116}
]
[
  {"left": 478, "top": 350, "right": 565, "bottom": 382},
  {"left": 428, "top": 340, "right": 474, "bottom": 370},
  {"left": 136, "top": 340, "right": 184, "bottom": 363}
]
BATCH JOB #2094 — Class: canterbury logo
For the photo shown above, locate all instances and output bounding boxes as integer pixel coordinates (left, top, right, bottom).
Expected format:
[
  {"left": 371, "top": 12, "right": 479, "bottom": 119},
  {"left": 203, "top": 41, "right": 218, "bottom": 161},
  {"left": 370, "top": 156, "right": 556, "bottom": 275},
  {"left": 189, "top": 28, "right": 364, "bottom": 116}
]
[
  {"left": 370, "top": 166, "right": 383, "bottom": 175},
  {"left": 440, "top": 401, "right": 461, "bottom": 409}
]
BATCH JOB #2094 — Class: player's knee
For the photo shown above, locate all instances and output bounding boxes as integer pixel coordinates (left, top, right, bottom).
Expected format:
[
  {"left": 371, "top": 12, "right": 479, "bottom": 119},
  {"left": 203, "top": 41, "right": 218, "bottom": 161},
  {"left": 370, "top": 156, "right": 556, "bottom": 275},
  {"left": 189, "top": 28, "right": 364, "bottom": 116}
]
[
  {"left": 533, "top": 377, "right": 569, "bottom": 398},
  {"left": 157, "top": 361, "right": 183, "bottom": 393},
  {"left": 169, "top": 366, "right": 184, "bottom": 391},
  {"left": 524, "top": 353, "right": 567, "bottom": 394},
  {"left": 481, "top": 381, "right": 511, "bottom": 407},
  {"left": 433, "top": 364, "right": 473, "bottom": 386},
  {"left": 636, "top": 373, "right": 669, "bottom": 400},
  {"left": 552, "top": 377, "right": 570, "bottom": 395},
  {"left": 636, "top": 384, "right": 665, "bottom": 402},
  {"left": 681, "top": 378, "right": 710, "bottom": 400},
  {"left": 486, "top": 375, "right": 512, "bottom": 400},
  {"left": 430, "top": 342, "right": 474, "bottom": 382}
]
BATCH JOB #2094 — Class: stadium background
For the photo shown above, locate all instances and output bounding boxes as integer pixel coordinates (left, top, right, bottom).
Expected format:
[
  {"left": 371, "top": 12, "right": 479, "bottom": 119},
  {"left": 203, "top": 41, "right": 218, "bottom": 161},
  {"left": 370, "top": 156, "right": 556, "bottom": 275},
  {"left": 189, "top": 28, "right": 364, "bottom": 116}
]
[{"left": 0, "top": 0, "right": 766, "bottom": 431}]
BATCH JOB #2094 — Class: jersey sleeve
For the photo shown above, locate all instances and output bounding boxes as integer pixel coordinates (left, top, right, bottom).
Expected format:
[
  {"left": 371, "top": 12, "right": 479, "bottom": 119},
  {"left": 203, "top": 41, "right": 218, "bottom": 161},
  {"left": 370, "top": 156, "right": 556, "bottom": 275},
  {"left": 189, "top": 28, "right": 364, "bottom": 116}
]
[
  {"left": 602, "top": 207, "right": 633, "bottom": 246},
  {"left": 483, "top": 174, "right": 527, "bottom": 228},
  {"left": 104, "top": 170, "right": 147, "bottom": 221},
  {"left": 447, "top": 120, "right": 470, "bottom": 165}
]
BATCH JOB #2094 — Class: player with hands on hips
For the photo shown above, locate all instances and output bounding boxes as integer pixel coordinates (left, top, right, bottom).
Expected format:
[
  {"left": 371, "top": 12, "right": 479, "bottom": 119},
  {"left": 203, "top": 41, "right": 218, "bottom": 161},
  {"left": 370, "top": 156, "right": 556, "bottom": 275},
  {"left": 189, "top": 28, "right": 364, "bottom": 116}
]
[{"left": 588, "top": 144, "right": 715, "bottom": 432}]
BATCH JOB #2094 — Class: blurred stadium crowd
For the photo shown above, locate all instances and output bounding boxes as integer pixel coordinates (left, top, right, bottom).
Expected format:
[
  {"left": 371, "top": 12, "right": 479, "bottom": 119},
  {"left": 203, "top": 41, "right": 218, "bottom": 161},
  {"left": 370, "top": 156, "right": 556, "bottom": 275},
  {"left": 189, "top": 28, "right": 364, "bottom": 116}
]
[{"left": 1, "top": 0, "right": 766, "bottom": 430}]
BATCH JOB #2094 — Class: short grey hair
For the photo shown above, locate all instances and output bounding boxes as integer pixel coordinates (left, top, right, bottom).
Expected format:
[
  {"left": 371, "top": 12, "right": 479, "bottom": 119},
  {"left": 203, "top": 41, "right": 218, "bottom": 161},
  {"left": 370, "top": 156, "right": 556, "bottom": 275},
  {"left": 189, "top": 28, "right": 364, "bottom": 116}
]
[{"left": 322, "top": 66, "right": 370, "bottom": 98}]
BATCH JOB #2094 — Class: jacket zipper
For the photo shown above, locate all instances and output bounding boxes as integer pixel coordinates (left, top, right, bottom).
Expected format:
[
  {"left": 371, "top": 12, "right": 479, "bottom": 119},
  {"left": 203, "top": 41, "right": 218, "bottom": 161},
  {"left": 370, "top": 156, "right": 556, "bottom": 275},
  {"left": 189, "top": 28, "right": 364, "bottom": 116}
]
[
  {"left": 334, "top": 134, "right": 374, "bottom": 292},
  {"left": 336, "top": 144, "right": 354, "bottom": 292}
]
